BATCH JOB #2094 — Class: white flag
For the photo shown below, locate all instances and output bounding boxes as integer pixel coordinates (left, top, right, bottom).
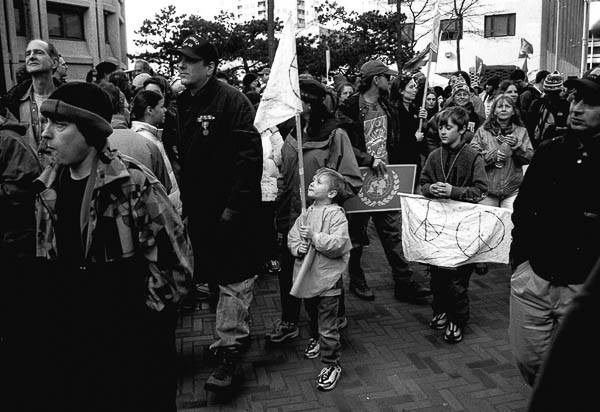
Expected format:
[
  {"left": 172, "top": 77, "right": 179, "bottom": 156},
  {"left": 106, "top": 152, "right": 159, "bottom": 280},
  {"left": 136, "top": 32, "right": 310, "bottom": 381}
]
[
  {"left": 254, "top": 14, "right": 303, "bottom": 134},
  {"left": 400, "top": 194, "right": 513, "bottom": 267}
]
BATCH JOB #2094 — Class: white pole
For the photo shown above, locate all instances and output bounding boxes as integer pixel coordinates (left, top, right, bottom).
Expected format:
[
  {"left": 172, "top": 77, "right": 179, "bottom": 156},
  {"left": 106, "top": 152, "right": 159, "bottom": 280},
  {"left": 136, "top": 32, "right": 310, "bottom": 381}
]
[
  {"left": 582, "top": 0, "right": 590, "bottom": 76},
  {"left": 295, "top": 113, "right": 307, "bottom": 213},
  {"left": 554, "top": 0, "right": 561, "bottom": 71},
  {"left": 419, "top": 52, "right": 434, "bottom": 131}
]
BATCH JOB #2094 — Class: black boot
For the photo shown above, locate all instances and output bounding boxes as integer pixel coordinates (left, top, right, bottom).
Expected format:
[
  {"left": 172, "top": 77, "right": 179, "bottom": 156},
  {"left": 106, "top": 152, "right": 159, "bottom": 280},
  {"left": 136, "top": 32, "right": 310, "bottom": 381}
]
[
  {"left": 205, "top": 349, "right": 237, "bottom": 391},
  {"left": 394, "top": 280, "right": 431, "bottom": 304},
  {"left": 349, "top": 247, "right": 375, "bottom": 301}
]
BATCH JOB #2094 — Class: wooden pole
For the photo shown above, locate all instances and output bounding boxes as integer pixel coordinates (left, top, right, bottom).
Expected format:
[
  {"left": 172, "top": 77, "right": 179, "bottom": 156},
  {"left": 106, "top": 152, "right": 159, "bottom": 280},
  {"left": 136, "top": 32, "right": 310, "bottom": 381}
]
[
  {"left": 267, "top": 0, "right": 275, "bottom": 64},
  {"left": 554, "top": 0, "right": 561, "bottom": 71},
  {"left": 295, "top": 113, "right": 307, "bottom": 213},
  {"left": 418, "top": 49, "right": 434, "bottom": 131}
]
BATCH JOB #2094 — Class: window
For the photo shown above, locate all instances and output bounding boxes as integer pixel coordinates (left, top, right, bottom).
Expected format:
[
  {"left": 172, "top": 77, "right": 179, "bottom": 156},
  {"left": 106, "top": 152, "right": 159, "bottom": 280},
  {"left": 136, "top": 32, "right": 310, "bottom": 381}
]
[
  {"left": 14, "top": 0, "right": 27, "bottom": 36},
  {"left": 298, "top": 18, "right": 305, "bottom": 27},
  {"left": 47, "top": 3, "right": 85, "bottom": 40},
  {"left": 484, "top": 13, "right": 516, "bottom": 37},
  {"left": 298, "top": 9, "right": 304, "bottom": 16},
  {"left": 257, "top": 1, "right": 265, "bottom": 6},
  {"left": 298, "top": 0, "right": 305, "bottom": 6},
  {"left": 104, "top": 12, "right": 110, "bottom": 43},
  {"left": 440, "top": 18, "right": 462, "bottom": 41}
]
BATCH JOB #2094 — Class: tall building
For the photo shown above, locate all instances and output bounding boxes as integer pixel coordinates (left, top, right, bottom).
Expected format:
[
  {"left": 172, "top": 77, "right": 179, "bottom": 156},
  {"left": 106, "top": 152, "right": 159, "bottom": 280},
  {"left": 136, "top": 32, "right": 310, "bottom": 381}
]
[
  {"left": 228, "top": 0, "right": 317, "bottom": 28},
  {"left": 0, "top": 0, "right": 128, "bottom": 93}
]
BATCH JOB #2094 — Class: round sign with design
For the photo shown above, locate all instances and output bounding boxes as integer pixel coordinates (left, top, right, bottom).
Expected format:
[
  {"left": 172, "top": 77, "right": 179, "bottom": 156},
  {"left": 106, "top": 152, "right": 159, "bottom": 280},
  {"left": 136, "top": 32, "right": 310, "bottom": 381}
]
[{"left": 358, "top": 170, "right": 401, "bottom": 207}]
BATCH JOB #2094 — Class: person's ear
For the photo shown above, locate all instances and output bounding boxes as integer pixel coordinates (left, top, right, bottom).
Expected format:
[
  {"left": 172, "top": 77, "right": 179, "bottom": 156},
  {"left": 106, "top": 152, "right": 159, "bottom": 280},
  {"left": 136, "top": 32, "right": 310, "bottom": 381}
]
[{"left": 327, "top": 189, "right": 338, "bottom": 200}]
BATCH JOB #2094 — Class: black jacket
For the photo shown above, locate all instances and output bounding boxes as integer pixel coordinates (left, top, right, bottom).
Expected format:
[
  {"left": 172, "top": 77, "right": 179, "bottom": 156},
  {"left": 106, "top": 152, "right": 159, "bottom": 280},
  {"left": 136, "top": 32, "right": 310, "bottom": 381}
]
[
  {"left": 3, "top": 78, "right": 63, "bottom": 121},
  {"left": 510, "top": 132, "right": 600, "bottom": 285}
]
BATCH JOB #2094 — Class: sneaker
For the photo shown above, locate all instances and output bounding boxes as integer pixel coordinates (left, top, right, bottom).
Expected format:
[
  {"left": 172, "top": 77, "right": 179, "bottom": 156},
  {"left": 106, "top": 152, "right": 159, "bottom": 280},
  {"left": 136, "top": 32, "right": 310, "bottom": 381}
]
[
  {"left": 304, "top": 338, "right": 320, "bottom": 359},
  {"left": 337, "top": 316, "right": 348, "bottom": 329},
  {"left": 204, "top": 353, "right": 236, "bottom": 391},
  {"left": 265, "top": 319, "right": 299, "bottom": 343},
  {"left": 349, "top": 281, "right": 375, "bottom": 301},
  {"left": 444, "top": 321, "right": 463, "bottom": 344},
  {"left": 317, "top": 364, "right": 342, "bottom": 391},
  {"left": 394, "top": 280, "right": 432, "bottom": 304},
  {"left": 265, "top": 259, "right": 282, "bottom": 274},
  {"left": 429, "top": 312, "right": 448, "bottom": 330}
]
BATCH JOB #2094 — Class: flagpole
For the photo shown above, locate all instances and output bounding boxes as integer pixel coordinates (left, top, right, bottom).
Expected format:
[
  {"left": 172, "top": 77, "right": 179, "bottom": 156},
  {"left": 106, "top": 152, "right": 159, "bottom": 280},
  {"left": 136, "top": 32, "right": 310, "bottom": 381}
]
[
  {"left": 554, "top": 0, "right": 561, "bottom": 70},
  {"left": 295, "top": 114, "right": 307, "bottom": 213},
  {"left": 418, "top": 54, "right": 433, "bottom": 131}
]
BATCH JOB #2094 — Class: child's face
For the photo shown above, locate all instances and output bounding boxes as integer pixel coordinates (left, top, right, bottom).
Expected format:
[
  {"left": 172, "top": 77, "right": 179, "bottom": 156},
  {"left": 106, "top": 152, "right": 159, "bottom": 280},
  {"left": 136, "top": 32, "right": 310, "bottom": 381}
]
[
  {"left": 439, "top": 119, "right": 464, "bottom": 147},
  {"left": 307, "top": 174, "right": 335, "bottom": 202}
]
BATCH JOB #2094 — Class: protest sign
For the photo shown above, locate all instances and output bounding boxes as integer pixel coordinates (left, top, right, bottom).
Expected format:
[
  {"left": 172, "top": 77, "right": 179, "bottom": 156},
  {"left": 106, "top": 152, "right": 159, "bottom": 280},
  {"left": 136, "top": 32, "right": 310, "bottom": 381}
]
[
  {"left": 344, "top": 165, "right": 416, "bottom": 213},
  {"left": 400, "top": 194, "right": 513, "bottom": 267}
]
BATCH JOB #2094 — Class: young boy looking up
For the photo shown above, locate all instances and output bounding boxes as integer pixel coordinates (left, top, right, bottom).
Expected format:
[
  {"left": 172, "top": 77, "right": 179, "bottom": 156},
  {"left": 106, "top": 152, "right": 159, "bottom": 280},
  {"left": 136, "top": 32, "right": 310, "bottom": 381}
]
[
  {"left": 287, "top": 168, "right": 352, "bottom": 391},
  {"left": 420, "top": 106, "right": 488, "bottom": 343}
]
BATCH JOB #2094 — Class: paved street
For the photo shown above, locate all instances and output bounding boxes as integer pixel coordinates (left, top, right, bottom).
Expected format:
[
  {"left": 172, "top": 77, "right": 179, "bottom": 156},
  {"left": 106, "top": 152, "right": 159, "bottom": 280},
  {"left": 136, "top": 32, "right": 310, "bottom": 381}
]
[{"left": 175, "top": 227, "right": 532, "bottom": 411}]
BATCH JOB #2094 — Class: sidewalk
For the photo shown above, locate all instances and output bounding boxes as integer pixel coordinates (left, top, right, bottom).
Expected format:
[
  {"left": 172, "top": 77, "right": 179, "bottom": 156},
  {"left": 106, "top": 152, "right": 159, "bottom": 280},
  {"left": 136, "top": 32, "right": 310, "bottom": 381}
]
[{"left": 175, "top": 228, "right": 531, "bottom": 411}]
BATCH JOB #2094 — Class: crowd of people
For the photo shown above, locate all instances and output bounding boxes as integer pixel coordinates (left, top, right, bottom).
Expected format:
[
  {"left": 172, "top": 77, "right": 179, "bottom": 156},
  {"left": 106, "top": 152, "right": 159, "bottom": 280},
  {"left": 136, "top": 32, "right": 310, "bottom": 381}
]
[{"left": 0, "top": 34, "right": 599, "bottom": 411}]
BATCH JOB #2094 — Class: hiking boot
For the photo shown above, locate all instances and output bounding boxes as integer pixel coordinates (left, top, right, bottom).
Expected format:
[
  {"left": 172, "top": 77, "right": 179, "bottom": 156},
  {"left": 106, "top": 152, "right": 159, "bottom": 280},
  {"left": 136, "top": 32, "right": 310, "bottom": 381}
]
[
  {"left": 265, "top": 319, "right": 299, "bottom": 343},
  {"left": 349, "top": 281, "right": 374, "bottom": 301},
  {"left": 337, "top": 316, "right": 348, "bottom": 330},
  {"left": 317, "top": 363, "right": 342, "bottom": 391},
  {"left": 444, "top": 321, "right": 463, "bottom": 344},
  {"left": 394, "top": 280, "right": 431, "bottom": 304},
  {"left": 304, "top": 338, "right": 320, "bottom": 359},
  {"left": 205, "top": 351, "right": 236, "bottom": 391},
  {"left": 474, "top": 263, "right": 488, "bottom": 275},
  {"left": 429, "top": 312, "right": 448, "bottom": 330}
]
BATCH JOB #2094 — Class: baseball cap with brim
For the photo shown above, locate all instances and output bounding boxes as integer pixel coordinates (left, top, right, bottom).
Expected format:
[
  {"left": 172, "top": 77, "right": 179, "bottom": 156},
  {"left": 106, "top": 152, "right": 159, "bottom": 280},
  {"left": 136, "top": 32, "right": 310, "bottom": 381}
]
[
  {"left": 360, "top": 60, "right": 398, "bottom": 78},
  {"left": 169, "top": 35, "right": 219, "bottom": 63},
  {"left": 564, "top": 68, "right": 600, "bottom": 103}
]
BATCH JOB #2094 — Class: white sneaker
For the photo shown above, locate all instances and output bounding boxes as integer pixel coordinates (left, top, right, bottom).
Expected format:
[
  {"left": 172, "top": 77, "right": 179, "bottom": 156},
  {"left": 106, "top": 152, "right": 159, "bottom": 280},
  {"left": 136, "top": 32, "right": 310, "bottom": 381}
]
[{"left": 317, "top": 364, "right": 342, "bottom": 391}]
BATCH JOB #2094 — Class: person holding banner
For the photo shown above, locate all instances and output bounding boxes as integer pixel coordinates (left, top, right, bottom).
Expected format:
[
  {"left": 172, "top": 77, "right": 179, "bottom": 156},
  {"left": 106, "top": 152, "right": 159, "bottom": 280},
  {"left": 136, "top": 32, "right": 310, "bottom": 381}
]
[
  {"left": 509, "top": 69, "right": 600, "bottom": 386},
  {"left": 336, "top": 59, "right": 431, "bottom": 303},
  {"left": 420, "top": 106, "right": 488, "bottom": 343}
]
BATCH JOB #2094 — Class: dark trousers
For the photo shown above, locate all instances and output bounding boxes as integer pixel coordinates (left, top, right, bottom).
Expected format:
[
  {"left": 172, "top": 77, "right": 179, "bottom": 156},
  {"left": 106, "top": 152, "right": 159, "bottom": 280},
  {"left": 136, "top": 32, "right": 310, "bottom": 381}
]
[
  {"left": 348, "top": 211, "right": 412, "bottom": 285},
  {"left": 430, "top": 264, "right": 473, "bottom": 327},
  {"left": 278, "top": 232, "right": 345, "bottom": 323},
  {"left": 257, "top": 201, "right": 279, "bottom": 263},
  {"left": 304, "top": 295, "right": 341, "bottom": 364}
]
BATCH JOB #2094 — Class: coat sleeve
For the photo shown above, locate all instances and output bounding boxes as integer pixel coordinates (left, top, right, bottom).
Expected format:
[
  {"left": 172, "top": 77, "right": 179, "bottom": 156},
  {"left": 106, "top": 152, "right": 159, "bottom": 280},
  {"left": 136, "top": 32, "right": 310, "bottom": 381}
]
[
  {"left": 133, "top": 178, "right": 193, "bottom": 311},
  {"left": 449, "top": 154, "right": 488, "bottom": 203},
  {"left": 419, "top": 152, "right": 436, "bottom": 197},
  {"left": 312, "top": 209, "right": 350, "bottom": 259},
  {"left": 470, "top": 128, "right": 498, "bottom": 166},
  {"left": 512, "top": 128, "right": 534, "bottom": 167},
  {"left": 287, "top": 214, "right": 304, "bottom": 257},
  {"left": 425, "top": 115, "right": 440, "bottom": 155},
  {"left": 226, "top": 94, "right": 263, "bottom": 212},
  {"left": 0, "top": 135, "right": 41, "bottom": 203}
]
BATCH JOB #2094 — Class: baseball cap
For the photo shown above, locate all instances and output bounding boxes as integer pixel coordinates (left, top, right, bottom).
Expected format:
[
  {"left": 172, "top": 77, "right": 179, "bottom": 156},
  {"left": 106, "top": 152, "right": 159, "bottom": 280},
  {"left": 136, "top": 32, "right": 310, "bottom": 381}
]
[
  {"left": 169, "top": 35, "right": 219, "bottom": 63},
  {"left": 564, "top": 68, "right": 600, "bottom": 103},
  {"left": 359, "top": 60, "right": 398, "bottom": 78}
]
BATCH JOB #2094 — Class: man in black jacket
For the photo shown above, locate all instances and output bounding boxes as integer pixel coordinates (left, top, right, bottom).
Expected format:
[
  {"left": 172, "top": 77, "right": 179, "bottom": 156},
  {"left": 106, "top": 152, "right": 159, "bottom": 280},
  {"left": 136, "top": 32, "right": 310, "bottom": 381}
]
[
  {"left": 336, "top": 59, "right": 430, "bottom": 303},
  {"left": 170, "top": 35, "right": 263, "bottom": 391},
  {"left": 509, "top": 68, "right": 600, "bottom": 386}
]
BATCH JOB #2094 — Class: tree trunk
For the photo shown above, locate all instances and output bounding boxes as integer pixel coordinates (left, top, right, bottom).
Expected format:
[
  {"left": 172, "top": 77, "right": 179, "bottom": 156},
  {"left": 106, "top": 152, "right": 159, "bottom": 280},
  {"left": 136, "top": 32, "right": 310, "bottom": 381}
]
[{"left": 267, "top": 0, "right": 275, "bottom": 64}]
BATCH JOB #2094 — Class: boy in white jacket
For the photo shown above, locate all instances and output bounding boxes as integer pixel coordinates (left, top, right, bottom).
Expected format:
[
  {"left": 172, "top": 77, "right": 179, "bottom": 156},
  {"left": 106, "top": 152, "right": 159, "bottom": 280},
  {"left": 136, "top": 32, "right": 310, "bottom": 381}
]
[{"left": 288, "top": 168, "right": 351, "bottom": 391}]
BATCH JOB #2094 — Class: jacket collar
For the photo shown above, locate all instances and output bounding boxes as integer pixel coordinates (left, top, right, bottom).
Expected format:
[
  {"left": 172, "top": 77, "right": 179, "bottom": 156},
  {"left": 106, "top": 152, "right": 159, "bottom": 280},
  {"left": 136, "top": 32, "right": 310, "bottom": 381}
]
[{"left": 131, "top": 120, "right": 162, "bottom": 139}]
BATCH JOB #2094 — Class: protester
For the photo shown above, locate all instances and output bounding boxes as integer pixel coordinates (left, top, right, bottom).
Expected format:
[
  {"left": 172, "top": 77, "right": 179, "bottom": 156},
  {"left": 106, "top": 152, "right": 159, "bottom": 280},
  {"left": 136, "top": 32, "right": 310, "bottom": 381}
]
[
  {"left": 242, "top": 72, "right": 261, "bottom": 95},
  {"left": 133, "top": 59, "right": 155, "bottom": 77},
  {"left": 109, "top": 70, "right": 133, "bottom": 119},
  {"left": 335, "top": 82, "right": 354, "bottom": 107},
  {"left": 499, "top": 80, "right": 520, "bottom": 106},
  {"left": 4, "top": 39, "right": 60, "bottom": 153},
  {"left": 479, "top": 75, "right": 500, "bottom": 118},
  {"left": 471, "top": 95, "right": 533, "bottom": 210},
  {"left": 266, "top": 77, "right": 362, "bottom": 344},
  {"left": 35, "top": 81, "right": 192, "bottom": 411},
  {"left": 450, "top": 70, "right": 486, "bottom": 120},
  {"left": 337, "top": 59, "right": 431, "bottom": 303},
  {"left": 132, "top": 72, "right": 152, "bottom": 93},
  {"left": 519, "top": 70, "right": 549, "bottom": 116},
  {"left": 510, "top": 68, "right": 529, "bottom": 94},
  {"left": 424, "top": 88, "right": 440, "bottom": 120},
  {"left": 258, "top": 67, "right": 270, "bottom": 87},
  {"left": 170, "top": 35, "right": 263, "bottom": 390},
  {"left": 420, "top": 106, "right": 488, "bottom": 344},
  {"left": 93, "top": 58, "right": 119, "bottom": 84},
  {"left": 509, "top": 68, "right": 600, "bottom": 386},
  {"left": 526, "top": 71, "right": 570, "bottom": 147},
  {"left": 54, "top": 54, "right": 68, "bottom": 84},
  {"left": 288, "top": 168, "right": 352, "bottom": 391},
  {"left": 131, "top": 90, "right": 182, "bottom": 213},
  {"left": 97, "top": 81, "right": 129, "bottom": 129}
]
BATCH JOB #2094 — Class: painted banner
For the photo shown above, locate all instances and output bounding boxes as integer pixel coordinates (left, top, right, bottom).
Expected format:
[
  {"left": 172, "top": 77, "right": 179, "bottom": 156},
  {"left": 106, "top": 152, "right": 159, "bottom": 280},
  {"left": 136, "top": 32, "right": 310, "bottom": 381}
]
[
  {"left": 344, "top": 165, "right": 416, "bottom": 213},
  {"left": 400, "top": 194, "right": 513, "bottom": 267}
]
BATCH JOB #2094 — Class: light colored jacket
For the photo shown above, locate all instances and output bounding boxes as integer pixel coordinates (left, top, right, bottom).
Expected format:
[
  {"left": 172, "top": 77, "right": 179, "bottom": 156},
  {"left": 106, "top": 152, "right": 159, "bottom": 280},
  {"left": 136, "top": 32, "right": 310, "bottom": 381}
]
[
  {"left": 131, "top": 121, "right": 182, "bottom": 214},
  {"left": 288, "top": 204, "right": 351, "bottom": 298},
  {"left": 260, "top": 128, "right": 284, "bottom": 202}
]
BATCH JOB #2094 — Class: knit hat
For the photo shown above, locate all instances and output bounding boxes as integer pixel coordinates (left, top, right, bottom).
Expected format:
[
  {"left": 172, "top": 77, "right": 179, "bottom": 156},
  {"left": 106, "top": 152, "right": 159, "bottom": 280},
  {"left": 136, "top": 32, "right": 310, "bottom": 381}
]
[
  {"left": 40, "top": 82, "right": 113, "bottom": 149},
  {"left": 543, "top": 71, "right": 564, "bottom": 92},
  {"left": 132, "top": 73, "right": 152, "bottom": 89},
  {"left": 242, "top": 72, "right": 258, "bottom": 88},
  {"left": 452, "top": 79, "right": 470, "bottom": 95},
  {"left": 299, "top": 78, "right": 327, "bottom": 103}
]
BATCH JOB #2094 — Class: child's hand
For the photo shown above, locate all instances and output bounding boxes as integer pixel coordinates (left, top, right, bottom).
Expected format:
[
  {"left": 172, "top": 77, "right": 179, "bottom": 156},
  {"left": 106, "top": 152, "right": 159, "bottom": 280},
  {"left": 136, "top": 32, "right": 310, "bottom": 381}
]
[
  {"left": 299, "top": 225, "right": 313, "bottom": 240},
  {"left": 415, "top": 131, "right": 424, "bottom": 142},
  {"left": 430, "top": 182, "right": 451, "bottom": 197},
  {"left": 298, "top": 241, "right": 309, "bottom": 255},
  {"left": 440, "top": 183, "right": 452, "bottom": 197}
]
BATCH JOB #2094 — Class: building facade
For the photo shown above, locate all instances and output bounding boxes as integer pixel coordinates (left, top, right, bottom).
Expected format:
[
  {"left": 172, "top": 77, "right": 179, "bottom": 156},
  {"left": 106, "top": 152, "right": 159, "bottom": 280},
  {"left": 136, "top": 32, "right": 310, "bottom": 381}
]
[
  {"left": 0, "top": 0, "right": 128, "bottom": 93},
  {"left": 228, "top": 0, "right": 317, "bottom": 28}
]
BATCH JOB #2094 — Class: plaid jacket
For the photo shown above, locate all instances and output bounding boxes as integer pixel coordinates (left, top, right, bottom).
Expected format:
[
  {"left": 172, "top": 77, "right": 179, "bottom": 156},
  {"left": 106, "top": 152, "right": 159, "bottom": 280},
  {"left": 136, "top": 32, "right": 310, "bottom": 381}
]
[{"left": 35, "top": 148, "right": 193, "bottom": 311}]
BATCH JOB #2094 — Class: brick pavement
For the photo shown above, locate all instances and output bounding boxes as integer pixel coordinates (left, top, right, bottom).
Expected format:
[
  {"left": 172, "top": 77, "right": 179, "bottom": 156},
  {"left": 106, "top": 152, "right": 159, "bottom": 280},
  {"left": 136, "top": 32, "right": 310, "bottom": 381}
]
[{"left": 175, "top": 226, "right": 531, "bottom": 411}]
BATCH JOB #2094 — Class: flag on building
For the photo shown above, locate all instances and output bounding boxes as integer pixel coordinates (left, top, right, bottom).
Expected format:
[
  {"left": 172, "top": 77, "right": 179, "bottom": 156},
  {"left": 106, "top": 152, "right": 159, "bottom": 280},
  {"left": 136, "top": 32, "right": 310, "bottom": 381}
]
[
  {"left": 254, "top": 14, "right": 303, "bottom": 133},
  {"left": 400, "top": 194, "right": 513, "bottom": 267},
  {"left": 518, "top": 38, "right": 534, "bottom": 58}
]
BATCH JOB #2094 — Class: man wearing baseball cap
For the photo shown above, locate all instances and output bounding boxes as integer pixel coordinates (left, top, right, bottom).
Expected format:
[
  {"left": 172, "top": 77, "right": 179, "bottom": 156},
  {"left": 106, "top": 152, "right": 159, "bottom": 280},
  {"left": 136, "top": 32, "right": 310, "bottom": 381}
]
[
  {"left": 509, "top": 68, "right": 600, "bottom": 386},
  {"left": 336, "top": 59, "right": 431, "bottom": 303},
  {"left": 169, "top": 35, "right": 263, "bottom": 391},
  {"left": 33, "top": 81, "right": 192, "bottom": 410}
]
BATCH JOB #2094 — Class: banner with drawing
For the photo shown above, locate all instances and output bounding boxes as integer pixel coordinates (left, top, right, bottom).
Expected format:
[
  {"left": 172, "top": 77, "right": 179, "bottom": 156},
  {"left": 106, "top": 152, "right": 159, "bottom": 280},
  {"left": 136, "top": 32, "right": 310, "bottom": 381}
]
[{"left": 399, "top": 194, "right": 513, "bottom": 267}]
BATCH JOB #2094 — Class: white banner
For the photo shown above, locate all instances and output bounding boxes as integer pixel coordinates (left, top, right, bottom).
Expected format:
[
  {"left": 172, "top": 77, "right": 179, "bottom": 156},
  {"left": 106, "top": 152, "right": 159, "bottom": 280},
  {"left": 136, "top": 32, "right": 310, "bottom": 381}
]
[
  {"left": 253, "top": 13, "right": 303, "bottom": 134},
  {"left": 400, "top": 194, "right": 513, "bottom": 267}
]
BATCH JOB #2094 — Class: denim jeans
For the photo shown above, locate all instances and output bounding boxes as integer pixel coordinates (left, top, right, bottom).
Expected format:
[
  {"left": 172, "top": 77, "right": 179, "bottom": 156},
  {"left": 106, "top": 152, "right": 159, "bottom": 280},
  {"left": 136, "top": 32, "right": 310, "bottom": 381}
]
[
  {"left": 304, "top": 295, "right": 341, "bottom": 365},
  {"left": 430, "top": 264, "right": 473, "bottom": 327},
  {"left": 210, "top": 276, "right": 256, "bottom": 351},
  {"left": 509, "top": 261, "right": 582, "bottom": 386},
  {"left": 348, "top": 211, "right": 412, "bottom": 285}
]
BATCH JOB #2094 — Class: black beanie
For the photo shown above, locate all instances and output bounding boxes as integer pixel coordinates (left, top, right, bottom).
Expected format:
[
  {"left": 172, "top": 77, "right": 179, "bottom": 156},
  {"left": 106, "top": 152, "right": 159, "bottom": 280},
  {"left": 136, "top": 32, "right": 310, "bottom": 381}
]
[
  {"left": 299, "top": 78, "right": 326, "bottom": 103},
  {"left": 242, "top": 72, "right": 258, "bottom": 88},
  {"left": 40, "top": 82, "right": 113, "bottom": 150}
]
